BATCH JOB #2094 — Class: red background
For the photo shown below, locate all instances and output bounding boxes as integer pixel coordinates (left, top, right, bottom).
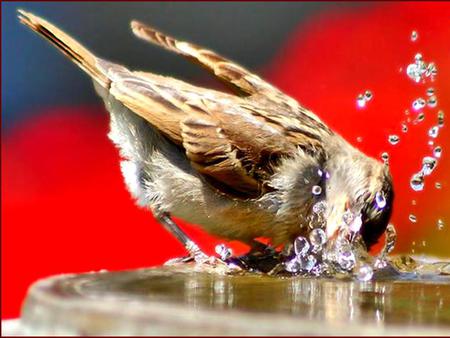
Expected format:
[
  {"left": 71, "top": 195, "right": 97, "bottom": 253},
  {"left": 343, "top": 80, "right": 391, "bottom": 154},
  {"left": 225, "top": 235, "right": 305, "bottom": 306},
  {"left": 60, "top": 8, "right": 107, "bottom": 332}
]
[{"left": 2, "top": 2, "right": 450, "bottom": 319}]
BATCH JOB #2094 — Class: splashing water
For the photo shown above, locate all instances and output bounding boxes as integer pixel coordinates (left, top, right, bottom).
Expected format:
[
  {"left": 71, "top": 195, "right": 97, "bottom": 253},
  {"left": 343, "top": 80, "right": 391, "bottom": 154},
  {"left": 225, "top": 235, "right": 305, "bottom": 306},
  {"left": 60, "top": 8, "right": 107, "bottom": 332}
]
[
  {"left": 294, "top": 237, "right": 310, "bottom": 257},
  {"left": 412, "top": 98, "right": 426, "bottom": 110},
  {"left": 356, "top": 264, "right": 374, "bottom": 281},
  {"left": 356, "top": 90, "right": 372, "bottom": 108},
  {"left": 427, "top": 96, "right": 437, "bottom": 108},
  {"left": 356, "top": 94, "right": 366, "bottom": 108},
  {"left": 421, "top": 156, "right": 437, "bottom": 176},
  {"left": 406, "top": 53, "right": 437, "bottom": 83},
  {"left": 409, "top": 214, "right": 417, "bottom": 223},
  {"left": 437, "top": 110, "right": 444, "bottom": 127},
  {"left": 414, "top": 112, "right": 425, "bottom": 124},
  {"left": 309, "top": 228, "right": 327, "bottom": 247},
  {"left": 215, "top": 244, "right": 232, "bottom": 261},
  {"left": 349, "top": 215, "right": 362, "bottom": 233},
  {"left": 311, "top": 185, "right": 322, "bottom": 196},
  {"left": 410, "top": 172, "right": 425, "bottom": 191},
  {"left": 312, "top": 201, "right": 327, "bottom": 215},
  {"left": 433, "top": 146, "right": 442, "bottom": 158},
  {"left": 388, "top": 135, "right": 400, "bottom": 145},
  {"left": 212, "top": 31, "right": 447, "bottom": 281},
  {"left": 428, "top": 126, "right": 439, "bottom": 138}
]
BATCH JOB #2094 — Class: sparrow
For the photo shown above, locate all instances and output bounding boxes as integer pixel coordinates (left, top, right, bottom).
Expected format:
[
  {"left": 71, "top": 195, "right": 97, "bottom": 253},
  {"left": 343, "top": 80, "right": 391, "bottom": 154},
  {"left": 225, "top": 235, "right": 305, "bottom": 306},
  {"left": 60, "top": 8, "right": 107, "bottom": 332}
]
[{"left": 18, "top": 11, "right": 394, "bottom": 263}]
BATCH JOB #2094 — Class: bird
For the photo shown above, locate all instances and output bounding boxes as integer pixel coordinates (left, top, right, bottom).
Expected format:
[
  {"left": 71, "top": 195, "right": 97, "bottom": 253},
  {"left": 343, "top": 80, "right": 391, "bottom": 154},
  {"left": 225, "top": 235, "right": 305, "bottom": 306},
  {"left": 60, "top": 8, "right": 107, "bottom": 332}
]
[{"left": 18, "top": 10, "right": 394, "bottom": 264}]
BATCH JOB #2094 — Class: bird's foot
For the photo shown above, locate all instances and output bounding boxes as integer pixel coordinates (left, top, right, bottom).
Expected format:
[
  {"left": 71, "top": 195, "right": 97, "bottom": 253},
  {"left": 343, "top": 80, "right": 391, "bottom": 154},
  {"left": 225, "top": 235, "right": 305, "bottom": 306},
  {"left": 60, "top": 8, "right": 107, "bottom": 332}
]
[{"left": 164, "top": 241, "right": 240, "bottom": 273}]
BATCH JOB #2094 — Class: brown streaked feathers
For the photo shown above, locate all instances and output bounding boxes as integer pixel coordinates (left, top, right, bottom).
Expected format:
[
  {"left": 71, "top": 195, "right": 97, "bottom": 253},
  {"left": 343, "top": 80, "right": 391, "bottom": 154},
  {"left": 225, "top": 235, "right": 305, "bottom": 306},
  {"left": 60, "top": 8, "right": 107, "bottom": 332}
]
[{"left": 18, "top": 10, "right": 332, "bottom": 199}]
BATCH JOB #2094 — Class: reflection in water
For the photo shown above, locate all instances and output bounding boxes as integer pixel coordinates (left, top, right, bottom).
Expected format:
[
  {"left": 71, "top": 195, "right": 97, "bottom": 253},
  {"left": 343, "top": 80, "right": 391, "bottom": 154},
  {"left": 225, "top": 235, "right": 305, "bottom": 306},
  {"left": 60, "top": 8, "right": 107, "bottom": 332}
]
[{"left": 82, "top": 264, "right": 450, "bottom": 327}]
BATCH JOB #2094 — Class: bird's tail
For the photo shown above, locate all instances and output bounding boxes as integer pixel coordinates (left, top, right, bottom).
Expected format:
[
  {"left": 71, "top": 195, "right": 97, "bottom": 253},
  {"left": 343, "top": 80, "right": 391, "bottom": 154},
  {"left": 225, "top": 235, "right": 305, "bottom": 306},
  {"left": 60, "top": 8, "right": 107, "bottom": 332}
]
[{"left": 18, "top": 10, "right": 110, "bottom": 88}]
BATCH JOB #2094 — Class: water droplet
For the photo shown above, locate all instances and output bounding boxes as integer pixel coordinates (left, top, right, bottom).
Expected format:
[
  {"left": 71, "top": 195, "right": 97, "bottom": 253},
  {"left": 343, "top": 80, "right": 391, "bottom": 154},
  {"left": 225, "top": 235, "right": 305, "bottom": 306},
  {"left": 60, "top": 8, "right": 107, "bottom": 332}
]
[
  {"left": 388, "top": 135, "right": 400, "bottom": 145},
  {"left": 406, "top": 64, "right": 420, "bottom": 82},
  {"left": 356, "top": 94, "right": 366, "bottom": 108},
  {"left": 349, "top": 216, "right": 363, "bottom": 233},
  {"left": 312, "top": 185, "right": 322, "bottom": 196},
  {"left": 356, "top": 264, "right": 374, "bottom": 282},
  {"left": 364, "top": 90, "right": 373, "bottom": 101},
  {"left": 294, "top": 236, "right": 310, "bottom": 257},
  {"left": 427, "top": 96, "right": 437, "bottom": 108},
  {"left": 309, "top": 228, "right": 327, "bottom": 246},
  {"left": 433, "top": 146, "right": 442, "bottom": 158},
  {"left": 428, "top": 140, "right": 434, "bottom": 146},
  {"left": 416, "top": 112, "right": 425, "bottom": 123},
  {"left": 215, "top": 244, "right": 232, "bottom": 260},
  {"left": 298, "top": 255, "right": 317, "bottom": 272},
  {"left": 426, "top": 87, "right": 435, "bottom": 96},
  {"left": 356, "top": 136, "right": 363, "bottom": 143},
  {"left": 435, "top": 182, "right": 442, "bottom": 189},
  {"left": 428, "top": 126, "right": 439, "bottom": 138},
  {"left": 422, "top": 240, "right": 426, "bottom": 247},
  {"left": 437, "top": 110, "right": 444, "bottom": 127},
  {"left": 426, "top": 62, "right": 437, "bottom": 77},
  {"left": 411, "top": 30, "right": 418, "bottom": 42},
  {"left": 422, "top": 156, "right": 437, "bottom": 176},
  {"left": 375, "top": 191, "right": 387, "bottom": 209},
  {"left": 401, "top": 124, "right": 408, "bottom": 133},
  {"left": 410, "top": 173, "right": 424, "bottom": 191},
  {"left": 437, "top": 219, "right": 444, "bottom": 230},
  {"left": 310, "top": 264, "right": 325, "bottom": 276},
  {"left": 412, "top": 199, "right": 417, "bottom": 206},
  {"left": 337, "top": 249, "right": 356, "bottom": 271},
  {"left": 406, "top": 54, "right": 436, "bottom": 83},
  {"left": 409, "top": 214, "right": 417, "bottom": 223},
  {"left": 412, "top": 98, "right": 426, "bottom": 110},
  {"left": 312, "top": 201, "right": 327, "bottom": 214},
  {"left": 381, "top": 152, "right": 389, "bottom": 163},
  {"left": 374, "top": 258, "right": 387, "bottom": 269},
  {"left": 285, "top": 258, "right": 300, "bottom": 273}
]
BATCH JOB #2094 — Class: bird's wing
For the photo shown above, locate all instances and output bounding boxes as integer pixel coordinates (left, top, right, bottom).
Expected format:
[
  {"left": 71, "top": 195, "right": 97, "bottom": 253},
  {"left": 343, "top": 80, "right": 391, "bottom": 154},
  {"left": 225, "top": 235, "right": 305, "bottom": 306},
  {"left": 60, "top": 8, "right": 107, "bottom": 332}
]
[
  {"left": 130, "top": 20, "right": 332, "bottom": 132},
  {"left": 107, "top": 65, "right": 327, "bottom": 198},
  {"left": 131, "top": 20, "right": 284, "bottom": 98}
]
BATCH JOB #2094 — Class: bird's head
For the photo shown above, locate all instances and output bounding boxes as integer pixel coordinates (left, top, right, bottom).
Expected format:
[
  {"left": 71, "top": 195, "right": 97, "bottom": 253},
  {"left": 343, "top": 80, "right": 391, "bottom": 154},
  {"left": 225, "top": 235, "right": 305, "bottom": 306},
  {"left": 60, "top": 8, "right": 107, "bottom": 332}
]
[
  {"left": 358, "top": 164, "right": 394, "bottom": 249},
  {"left": 324, "top": 153, "right": 394, "bottom": 250}
]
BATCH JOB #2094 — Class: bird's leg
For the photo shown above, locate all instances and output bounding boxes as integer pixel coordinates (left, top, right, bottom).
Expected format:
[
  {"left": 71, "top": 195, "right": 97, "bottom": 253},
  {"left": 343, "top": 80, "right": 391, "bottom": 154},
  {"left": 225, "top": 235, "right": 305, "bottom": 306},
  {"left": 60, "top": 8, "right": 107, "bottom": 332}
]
[{"left": 155, "top": 212, "right": 209, "bottom": 264}]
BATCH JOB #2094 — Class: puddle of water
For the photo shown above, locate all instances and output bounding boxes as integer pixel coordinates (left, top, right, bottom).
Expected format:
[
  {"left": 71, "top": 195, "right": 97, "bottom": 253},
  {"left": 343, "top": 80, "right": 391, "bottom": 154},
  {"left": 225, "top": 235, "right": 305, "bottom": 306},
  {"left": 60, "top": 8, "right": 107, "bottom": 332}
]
[{"left": 21, "top": 262, "right": 450, "bottom": 335}]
